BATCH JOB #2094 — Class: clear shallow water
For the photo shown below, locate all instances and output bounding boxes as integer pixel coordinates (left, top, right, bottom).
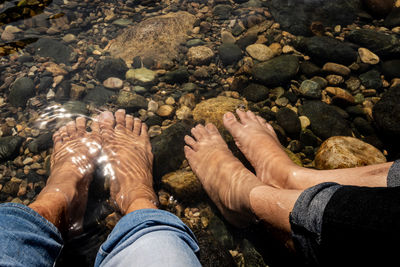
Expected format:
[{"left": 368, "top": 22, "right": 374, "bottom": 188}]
[{"left": 1, "top": 0, "right": 400, "bottom": 266}]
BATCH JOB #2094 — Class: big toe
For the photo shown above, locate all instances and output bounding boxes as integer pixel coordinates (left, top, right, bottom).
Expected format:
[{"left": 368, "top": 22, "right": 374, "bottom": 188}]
[{"left": 223, "top": 112, "right": 243, "bottom": 136}]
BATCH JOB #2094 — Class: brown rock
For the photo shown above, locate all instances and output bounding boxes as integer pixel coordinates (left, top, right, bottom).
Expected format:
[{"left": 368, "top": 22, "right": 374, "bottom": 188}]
[
  {"left": 103, "top": 77, "right": 124, "bottom": 90},
  {"left": 192, "top": 96, "right": 247, "bottom": 131},
  {"left": 315, "top": 136, "right": 386, "bottom": 169},
  {"left": 323, "top": 63, "right": 351, "bottom": 76},
  {"left": 161, "top": 170, "right": 203, "bottom": 201},
  {"left": 108, "top": 12, "right": 196, "bottom": 65},
  {"left": 362, "top": 0, "right": 394, "bottom": 17},
  {"left": 325, "top": 87, "right": 355, "bottom": 104},
  {"left": 187, "top": 46, "right": 214, "bottom": 66},
  {"left": 70, "top": 84, "right": 86, "bottom": 100},
  {"left": 157, "top": 104, "right": 175, "bottom": 117},
  {"left": 358, "top": 48, "right": 380, "bottom": 65}
]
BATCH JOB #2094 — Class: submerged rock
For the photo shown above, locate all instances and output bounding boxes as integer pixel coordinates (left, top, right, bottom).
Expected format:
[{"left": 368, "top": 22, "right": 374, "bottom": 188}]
[
  {"left": 0, "top": 136, "right": 24, "bottom": 162},
  {"left": 29, "top": 38, "right": 72, "bottom": 64},
  {"left": 116, "top": 91, "right": 148, "bottom": 111},
  {"left": 187, "top": 46, "right": 215, "bottom": 66},
  {"left": 108, "top": 11, "right": 196, "bottom": 64},
  {"left": 362, "top": 0, "right": 394, "bottom": 17},
  {"left": 219, "top": 43, "right": 243, "bottom": 65},
  {"left": 299, "top": 100, "right": 352, "bottom": 140},
  {"left": 83, "top": 86, "right": 116, "bottom": 106},
  {"left": 252, "top": 55, "right": 299, "bottom": 87},
  {"left": 373, "top": 86, "right": 400, "bottom": 138},
  {"left": 192, "top": 96, "right": 247, "bottom": 132},
  {"left": 9, "top": 77, "right": 35, "bottom": 108},
  {"left": 161, "top": 170, "right": 204, "bottom": 201},
  {"left": 242, "top": 83, "right": 269, "bottom": 102},
  {"left": 382, "top": 60, "right": 400, "bottom": 80},
  {"left": 314, "top": 136, "right": 386, "bottom": 169},
  {"left": 28, "top": 132, "right": 53, "bottom": 153},
  {"left": 276, "top": 107, "right": 301, "bottom": 137},
  {"left": 94, "top": 58, "right": 128, "bottom": 82}
]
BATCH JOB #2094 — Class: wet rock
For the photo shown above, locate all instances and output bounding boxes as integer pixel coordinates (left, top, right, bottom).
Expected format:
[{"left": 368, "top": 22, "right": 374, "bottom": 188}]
[
  {"left": 28, "top": 132, "right": 53, "bottom": 153},
  {"left": 164, "top": 67, "right": 189, "bottom": 84},
  {"left": 126, "top": 68, "right": 156, "bottom": 84},
  {"left": 245, "top": 44, "right": 274, "bottom": 62},
  {"left": 300, "top": 61, "right": 321, "bottom": 77},
  {"left": 103, "top": 77, "right": 123, "bottom": 90},
  {"left": 299, "top": 80, "right": 322, "bottom": 99},
  {"left": 30, "top": 38, "right": 72, "bottom": 64},
  {"left": 252, "top": 55, "right": 299, "bottom": 87},
  {"left": 161, "top": 170, "right": 203, "bottom": 201},
  {"left": 236, "top": 33, "right": 258, "bottom": 50},
  {"left": 186, "top": 39, "right": 205, "bottom": 47},
  {"left": 213, "top": 4, "right": 233, "bottom": 20},
  {"left": 70, "top": 84, "right": 86, "bottom": 100},
  {"left": 116, "top": 91, "right": 148, "bottom": 112},
  {"left": 2, "top": 178, "right": 21, "bottom": 196},
  {"left": 384, "top": 7, "right": 400, "bottom": 28},
  {"left": 314, "top": 136, "right": 386, "bottom": 169},
  {"left": 347, "top": 29, "right": 400, "bottom": 57},
  {"left": 358, "top": 48, "right": 380, "bottom": 65},
  {"left": 9, "top": 77, "right": 35, "bottom": 107},
  {"left": 242, "top": 83, "right": 269, "bottom": 102},
  {"left": 300, "top": 129, "right": 320, "bottom": 147},
  {"left": 297, "top": 36, "right": 357, "bottom": 65},
  {"left": 373, "top": 86, "right": 400, "bottom": 138},
  {"left": 276, "top": 107, "right": 301, "bottom": 137},
  {"left": 55, "top": 81, "right": 71, "bottom": 102},
  {"left": 359, "top": 69, "right": 382, "bottom": 89},
  {"left": 322, "top": 63, "right": 351, "bottom": 76},
  {"left": 192, "top": 96, "right": 247, "bottom": 131},
  {"left": 108, "top": 12, "right": 196, "bottom": 65},
  {"left": 157, "top": 105, "right": 174, "bottom": 117},
  {"left": 221, "top": 31, "right": 236, "bottom": 44},
  {"left": 83, "top": 86, "right": 115, "bottom": 106},
  {"left": 1, "top": 25, "right": 21, "bottom": 41},
  {"left": 382, "top": 60, "right": 400, "bottom": 80},
  {"left": 240, "top": 239, "right": 267, "bottom": 267},
  {"left": 94, "top": 58, "right": 128, "bottom": 82},
  {"left": 299, "top": 100, "right": 352, "bottom": 140},
  {"left": 62, "top": 101, "right": 88, "bottom": 116},
  {"left": 362, "top": 0, "right": 394, "bottom": 17},
  {"left": 38, "top": 77, "right": 53, "bottom": 93},
  {"left": 0, "top": 136, "right": 24, "bottom": 162},
  {"left": 218, "top": 43, "right": 242, "bottom": 65},
  {"left": 187, "top": 46, "right": 215, "bottom": 66},
  {"left": 151, "top": 120, "right": 195, "bottom": 180},
  {"left": 353, "top": 117, "right": 375, "bottom": 136},
  {"left": 208, "top": 216, "right": 235, "bottom": 249},
  {"left": 325, "top": 87, "right": 355, "bottom": 106}
]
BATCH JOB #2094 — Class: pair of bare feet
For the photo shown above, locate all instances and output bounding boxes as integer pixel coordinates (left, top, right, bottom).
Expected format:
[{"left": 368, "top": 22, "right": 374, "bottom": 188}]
[
  {"left": 29, "top": 109, "right": 158, "bottom": 235},
  {"left": 29, "top": 108, "right": 303, "bottom": 236}
]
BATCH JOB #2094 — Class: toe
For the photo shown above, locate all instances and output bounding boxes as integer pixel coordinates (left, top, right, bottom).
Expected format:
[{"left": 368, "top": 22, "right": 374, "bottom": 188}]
[
  {"left": 99, "top": 111, "right": 115, "bottom": 131},
  {"left": 53, "top": 130, "right": 63, "bottom": 151},
  {"left": 91, "top": 116, "right": 100, "bottom": 133},
  {"left": 133, "top": 118, "right": 142, "bottom": 135},
  {"left": 246, "top": 110, "right": 258, "bottom": 121},
  {"left": 236, "top": 109, "right": 250, "bottom": 124},
  {"left": 66, "top": 120, "right": 77, "bottom": 137},
  {"left": 115, "top": 109, "right": 126, "bottom": 128},
  {"left": 191, "top": 124, "right": 207, "bottom": 141},
  {"left": 184, "top": 145, "right": 195, "bottom": 159},
  {"left": 59, "top": 126, "right": 70, "bottom": 142},
  {"left": 126, "top": 115, "right": 134, "bottom": 131},
  {"left": 76, "top": 117, "right": 87, "bottom": 135},
  {"left": 223, "top": 112, "right": 243, "bottom": 135},
  {"left": 140, "top": 123, "right": 148, "bottom": 137},
  {"left": 184, "top": 135, "right": 198, "bottom": 151},
  {"left": 205, "top": 123, "right": 219, "bottom": 134},
  {"left": 256, "top": 115, "right": 266, "bottom": 126}
]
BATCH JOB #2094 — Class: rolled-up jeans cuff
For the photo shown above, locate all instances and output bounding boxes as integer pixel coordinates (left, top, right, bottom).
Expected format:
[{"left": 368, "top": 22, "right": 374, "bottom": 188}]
[
  {"left": 289, "top": 182, "right": 342, "bottom": 266},
  {"left": 387, "top": 160, "right": 400, "bottom": 187}
]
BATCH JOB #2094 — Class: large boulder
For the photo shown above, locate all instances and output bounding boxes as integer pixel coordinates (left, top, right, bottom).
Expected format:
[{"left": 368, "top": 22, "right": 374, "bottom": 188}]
[
  {"left": 8, "top": 77, "right": 35, "bottom": 107},
  {"left": 296, "top": 36, "right": 357, "bottom": 65},
  {"left": 0, "top": 136, "right": 24, "bottom": 162},
  {"left": 362, "top": 0, "right": 394, "bottom": 17},
  {"left": 108, "top": 11, "right": 196, "bottom": 65},
  {"left": 192, "top": 96, "right": 247, "bottom": 132},
  {"left": 299, "top": 100, "right": 353, "bottom": 140},
  {"left": 314, "top": 136, "right": 386, "bottom": 169},
  {"left": 252, "top": 55, "right": 299, "bottom": 87},
  {"left": 347, "top": 29, "right": 400, "bottom": 57},
  {"left": 384, "top": 7, "right": 400, "bottom": 28},
  {"left": 382, "top": 60, "right": 400, "bottom": 80},
  {"left": 373, "top": 86, "right": 400, "bottom": 138}
]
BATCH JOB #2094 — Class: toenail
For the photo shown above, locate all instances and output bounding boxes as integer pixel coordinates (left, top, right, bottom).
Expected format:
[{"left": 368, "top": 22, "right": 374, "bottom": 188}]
[{"left": 224, "top": 113, "right": 234, "bottom": 120}]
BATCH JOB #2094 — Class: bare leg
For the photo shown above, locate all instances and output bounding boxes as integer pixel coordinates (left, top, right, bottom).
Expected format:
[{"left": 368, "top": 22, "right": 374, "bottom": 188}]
[
  {"left": 29, "top": 117, "right": 101, "bottom": 234},
  {"left": 98, "top": 109, "right": 158, "bottom": 215},
  {"left": 223, "top": 110, "right": 393, "bottom": 190},
  {"left": 184, "top": 122, "right": 302, "bottom": 246}
]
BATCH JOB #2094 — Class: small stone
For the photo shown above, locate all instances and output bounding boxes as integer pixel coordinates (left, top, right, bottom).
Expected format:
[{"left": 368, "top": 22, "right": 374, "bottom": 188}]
[
  {"left": 299, "top": 80, "right": 322, "bottom": 99},
  {"left": 325, "top": 87, "right": 355, "bottom": 105},
  {"left": 148, "top": 125, "right": 162, "bottom": 138},
  {"left": 126, "top": 68, "right": 156, "bottom": 84},
  {"left": 176, "top": 106, "right": 192, "bottom": 120},
  {"left": 269, "top": 43, "right": 282, "bottom": 56},
  {"left": 103, "top": 77, "right": 123, "bottom": 90},
  {"left": 23, "top": 157, "right": 34, "bottom": 165},
  {"left": 165, "top": 97, "right": 175, "bottom": 105},
  {"left": 161, "top": 170, "right": 203, "bottom": 201},
  {"left": 62, "top": 33, "right": 76, "bottom": 43},
  {"left": 275, "top": 97, "right": 289, "bottom": 107},
  {"left": 221, "top": 31, "right": 236, "bottom": 44},
  {"left": 44, "top": 62, "right": 68, "bottom": 76},
  {"left": 358, "top": 48, "right": 380, "bottom": 65},
  {"left": 315, "top": 136, "right": 386, "bottom": 169},
  {"left": 187, "top": 46, "right": 214, "bottom": 66},
  {"left": 70, "top": 84, "right": 86, "bottom": 100},
  {"left": 282, "top": 45, "right": 295, "bottom": 54},
  {"left": 157, "top": 105, "right": 174, "bottom": 117},
  {"left": 322, "top": 63, "right": 351, "bottom": 76},
  {"left": 326, "top": 75, "right": 344, "bottom": 85},
  {"left": 147, "top": 100, "right": 159, "bottom": 113},
  {"left": 245, "top": 44, "right": 274, "bottom": 62},
  {"left": 299, "top": 116, "right": 311, "bottom": 129},
  {"left": 1, "top": 25, "right": 21, "bottom": 41}
]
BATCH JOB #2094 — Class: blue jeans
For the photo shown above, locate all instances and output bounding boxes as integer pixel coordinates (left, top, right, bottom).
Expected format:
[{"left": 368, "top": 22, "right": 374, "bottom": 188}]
[{"left": 0, "top": 203, "right": 201, "bottom": 267}]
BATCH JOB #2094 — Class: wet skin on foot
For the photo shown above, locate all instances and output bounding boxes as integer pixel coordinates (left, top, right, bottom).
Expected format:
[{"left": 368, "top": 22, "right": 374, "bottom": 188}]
[{"left": 184, "top": 123, "right": 264, "bottom": 227}]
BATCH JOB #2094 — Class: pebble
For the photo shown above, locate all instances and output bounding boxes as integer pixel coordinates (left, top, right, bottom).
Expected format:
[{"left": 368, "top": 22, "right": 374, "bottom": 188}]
[
  {"left": 245, "top": 44, "right": 274, "bottom": 62},
  {"left": 103, "top": 77, "right": 124, "bottom": 90},
  {"left": 326, "top": 75, "right": 344, "bottom": 85},
  {"left": 299, "top": 116, "right": 311, "bottom": 129},
  {"left": 221, "top": 31, "right": 236, "bottom": 44},
  {"left": 358, "top": 48, "right": 380, "bottom": 65},
  {"left": 187, "top": 46, "right": 215, "bottom": 65},
  {"left": 157, "top": 105, "right": 175, "bottom": 117},
  {"left": 62, "top": 33, "right": 77, "bottom": 43},
  {"left": 322, "top": 62, "right": 351, "bottom": 76},
  {"left": 148, "top": 100, "right": 159, "bottom": 113},
  {"left": 176, "top": 105, "right": 192, "bottom": 120},
  {"left": 165, "top": 97, "right": 175, "bottom": 105},
  {"left": 148, "top": 125, "right": 162, "bottom": 137}
]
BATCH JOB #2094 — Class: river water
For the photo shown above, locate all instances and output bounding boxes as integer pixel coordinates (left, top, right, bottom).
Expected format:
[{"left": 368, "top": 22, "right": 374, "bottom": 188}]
[{"left": 1, "top": 0, "right": 400, "bottom": 266}]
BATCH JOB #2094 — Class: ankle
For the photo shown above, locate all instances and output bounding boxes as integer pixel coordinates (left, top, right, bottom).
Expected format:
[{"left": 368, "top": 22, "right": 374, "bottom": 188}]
[
  {"left": 125, "top": 198, "right": 158, "bottom": 214},
  {"left": 287, "top": 166, "right": 318, "bottom": 190}
]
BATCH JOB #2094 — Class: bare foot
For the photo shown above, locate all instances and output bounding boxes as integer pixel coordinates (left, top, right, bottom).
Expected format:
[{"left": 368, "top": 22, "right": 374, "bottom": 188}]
[
  {"left": 98, "top": 109, "right": 158, "bottom": 215},
  {"left": 223, "top": 110, "right": 300, "bottom": 189},
  {"left": 184, "top": 123, "right": 264, "bottom": 227},
  {"left": 29, "top": 117, "right": 101, "bottom": 235}
]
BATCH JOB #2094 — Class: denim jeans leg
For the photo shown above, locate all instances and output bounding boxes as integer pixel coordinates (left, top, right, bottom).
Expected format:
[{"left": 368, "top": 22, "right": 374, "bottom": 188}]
[
  {"left": 0, "top": 203, "right": 63, "bottom": 267},
  {"left": 95, "top": 209, "right": 201, "bottom": 267}
]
